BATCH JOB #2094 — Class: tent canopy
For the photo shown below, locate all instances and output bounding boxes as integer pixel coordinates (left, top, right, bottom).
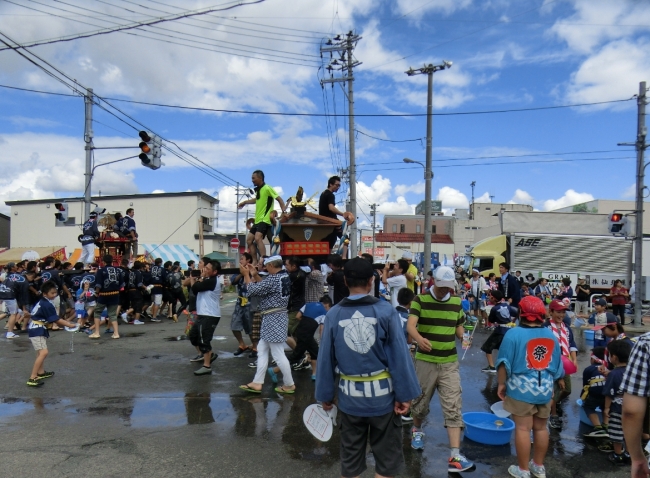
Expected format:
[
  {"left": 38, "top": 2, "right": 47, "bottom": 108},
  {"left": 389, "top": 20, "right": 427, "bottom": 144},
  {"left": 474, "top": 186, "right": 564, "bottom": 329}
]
[
  {"left": 141, "top": 244, "right": 198, "bottom": 269},
  {"left": 205, "top": 251, "right": 234, "bottom": 263},
  {"left": 0, "top": 247, "right": 66, "bottom": 265}
]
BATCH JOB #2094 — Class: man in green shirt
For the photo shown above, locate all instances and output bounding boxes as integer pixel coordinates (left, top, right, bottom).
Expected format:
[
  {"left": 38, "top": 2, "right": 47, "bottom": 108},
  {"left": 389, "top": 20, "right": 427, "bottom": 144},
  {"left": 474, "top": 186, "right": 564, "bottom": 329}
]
[
  {"left": 238, "top": 170, "right": 286, "bottom": 266},
  {"left": 406, "top": 265, "right": 475, "bottom": 474}
]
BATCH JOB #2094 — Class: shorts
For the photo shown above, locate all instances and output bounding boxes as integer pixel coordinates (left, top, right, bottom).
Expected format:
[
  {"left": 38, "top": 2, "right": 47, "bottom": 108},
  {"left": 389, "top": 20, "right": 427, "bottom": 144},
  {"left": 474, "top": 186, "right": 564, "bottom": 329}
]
[
  {"left": 119, "top": 291, "right": 129, "bottom": 310},
  {"left": 288, "top": 310, "right": 300, "bottom": 336},
  {"left": 66, "top": 297, "right": 75, "bottom": 309},
  {"left": 553, "top": 374, "right": 572, "bottom": 402},
  {"left": 504, "top": 396, "right": 551, "bottom": 419},
  {"left": 128, "top": 290, "right": 144, "bottom": 312},
  {"left": 480, "top": 330, "right": 505, "bottom": 354},
  {"left": 575, "top": 301, "right": 589, "bottom": 316},
  {"left": 1, "top": 299, "right": 18, "bottom": 315},
  {"left": 94, "top": 302, "right": 119, "bottom": 322},
  {"left": 85, "top": 301, "right": 96, "bottom": 310},
  {"left": 324, "top": 227, "right": 343, "bottom": 249},
  {"left": 52, "top": 295, "right": 61, "bottom": 311},
  {"left": 339, "top": 411, "right": 404, "bottom": 478},
  {"left": 231, "top": 302, "right": 251, "bottom": 334},
  {"left": 188, "top": 315, "right": 221, "bottom": 354},
  {"left": 582, "top": 396, "right": 605, "bottom": 417},
  {"left": 249, "top": 222, "right": 269, "bottom": 236},
  {"left": 30, "top": 336, "right": 48, "bottom": 351},
  {"left": 609, "top": 411, "right": 624, "bottom": 443},
  {"left": 75, "top": 308, "right": 87, "bottom": 319},
  {"left": 162, "top": 288, "right": 174, "bottom": 304},
  {"left": 411, "top": 360, "right": 463, "bottom": 428},
  {"left": 152, "top": 294, "right": 163, "bottom": 306}
]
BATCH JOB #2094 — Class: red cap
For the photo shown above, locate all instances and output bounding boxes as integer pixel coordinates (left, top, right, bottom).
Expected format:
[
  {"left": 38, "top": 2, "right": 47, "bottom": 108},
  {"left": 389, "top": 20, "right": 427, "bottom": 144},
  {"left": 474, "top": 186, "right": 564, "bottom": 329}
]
[
  {"left": 549, "top": 299, "right": 568, "bottom": 311},
  {"left": 519, "top": 296, "right": 547, "bottom": 322}
]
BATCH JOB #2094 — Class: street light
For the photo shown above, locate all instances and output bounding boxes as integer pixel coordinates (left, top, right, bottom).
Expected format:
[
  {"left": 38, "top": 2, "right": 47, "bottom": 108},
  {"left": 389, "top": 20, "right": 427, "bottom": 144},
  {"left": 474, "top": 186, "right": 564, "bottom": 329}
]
[
  {"left": 404, "top": 157, "right": 434, "bottom": 272},
  {"left": 404, "top": 60, "right": 451, "bottom": 275}
]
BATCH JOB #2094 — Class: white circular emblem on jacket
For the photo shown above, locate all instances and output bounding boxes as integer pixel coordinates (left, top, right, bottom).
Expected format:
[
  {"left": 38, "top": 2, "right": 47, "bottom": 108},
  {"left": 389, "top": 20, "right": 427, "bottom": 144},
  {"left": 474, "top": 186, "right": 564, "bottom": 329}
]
[{"left": 339, "top": 310, "right": 377, "bottom": 354}]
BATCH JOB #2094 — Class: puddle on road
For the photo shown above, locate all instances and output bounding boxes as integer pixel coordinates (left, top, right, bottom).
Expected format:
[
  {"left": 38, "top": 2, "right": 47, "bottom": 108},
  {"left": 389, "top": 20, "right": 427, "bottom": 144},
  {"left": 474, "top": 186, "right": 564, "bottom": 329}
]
[
  {"left": 0, "top": 397, "right": 67, "bottom": 422},
  {"left": 121, "top": 332, "right": 146, "bottom": 338}
]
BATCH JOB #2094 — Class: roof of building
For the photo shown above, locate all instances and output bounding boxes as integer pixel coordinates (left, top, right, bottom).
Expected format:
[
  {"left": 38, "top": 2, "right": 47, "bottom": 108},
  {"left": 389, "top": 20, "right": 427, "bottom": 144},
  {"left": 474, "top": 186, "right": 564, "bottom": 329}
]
[
  {"left": 375, "top": 233, "right": 453, "bottom": 244},
  {"left": 0, "top": 213, "right": 9, "bottom": 220},
  {"left": 5, "top": 191, "right": 218, "bottom": 206}
]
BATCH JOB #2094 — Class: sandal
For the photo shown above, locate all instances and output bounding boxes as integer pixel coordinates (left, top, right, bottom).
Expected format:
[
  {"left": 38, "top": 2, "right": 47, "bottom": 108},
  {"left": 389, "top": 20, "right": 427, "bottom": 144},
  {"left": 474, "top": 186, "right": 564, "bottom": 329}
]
[
  {"left": 88, "top": 334, "right": 100, "bottom": 339},
  {"left": 112, "top": 335, "right": 120, "bottom": 339},
  {"left": 239, "top": 384, "right": 262, "bottom": 393},
  {"left": 274, "top": 386, "right": 295, "bottom": 394}
]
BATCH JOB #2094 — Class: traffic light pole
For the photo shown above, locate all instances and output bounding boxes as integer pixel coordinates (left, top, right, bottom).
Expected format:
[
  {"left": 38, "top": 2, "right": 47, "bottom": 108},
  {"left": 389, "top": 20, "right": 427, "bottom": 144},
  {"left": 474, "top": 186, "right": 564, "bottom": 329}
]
[
  {"left": 83, "top": 88, "right": 94, "bottom": 222},
  {"left": 633, "top": 81, "right": 647, "bottom": 327}
]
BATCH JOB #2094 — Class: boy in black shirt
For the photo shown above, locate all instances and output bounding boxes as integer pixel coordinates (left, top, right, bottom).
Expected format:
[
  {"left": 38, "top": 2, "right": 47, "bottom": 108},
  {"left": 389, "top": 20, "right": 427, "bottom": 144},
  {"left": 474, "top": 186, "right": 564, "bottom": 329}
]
[
  {"left": 325, "top": 254, "right": 348, "bottom": 305},
  {"left": 581, "top": 346, "right": 607, "bottom": 437},
  {"left": 603, "top": 339, "right": 632, "bottom": 465}
]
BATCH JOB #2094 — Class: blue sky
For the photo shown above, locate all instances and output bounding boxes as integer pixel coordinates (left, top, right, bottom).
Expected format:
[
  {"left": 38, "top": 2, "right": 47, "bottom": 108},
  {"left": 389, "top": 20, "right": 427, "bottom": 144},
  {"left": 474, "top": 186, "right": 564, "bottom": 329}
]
[{"left": 0, "top": 0, "right": 649, "bottom": 233}]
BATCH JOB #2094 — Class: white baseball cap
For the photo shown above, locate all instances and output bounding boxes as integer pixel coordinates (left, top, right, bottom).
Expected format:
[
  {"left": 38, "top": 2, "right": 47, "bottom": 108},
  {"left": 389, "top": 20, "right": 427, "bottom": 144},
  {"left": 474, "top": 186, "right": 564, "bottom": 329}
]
[
  {"left": 433, "top": 266, "right": 456, "bottom": 288},
  {"left": 401, "top": 251, "right": 413, "bottom": 260}
]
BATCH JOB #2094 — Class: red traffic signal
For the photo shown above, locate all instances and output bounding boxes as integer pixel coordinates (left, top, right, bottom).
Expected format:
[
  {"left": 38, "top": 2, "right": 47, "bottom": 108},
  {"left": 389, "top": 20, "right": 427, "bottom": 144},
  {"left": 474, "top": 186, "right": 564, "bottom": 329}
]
[
  {"left": 610, "top": 213, "right": 623, "bottom": 222},
  {"left": 54, "top": 202, "right": 68, "bottom": 222}
]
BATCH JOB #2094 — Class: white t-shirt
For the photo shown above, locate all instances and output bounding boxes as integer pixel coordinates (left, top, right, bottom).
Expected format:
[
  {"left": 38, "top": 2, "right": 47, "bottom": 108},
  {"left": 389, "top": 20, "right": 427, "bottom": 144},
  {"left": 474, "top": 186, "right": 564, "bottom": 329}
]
[{"left": 386, "top": 275, "right": 407, "bottom": 308}]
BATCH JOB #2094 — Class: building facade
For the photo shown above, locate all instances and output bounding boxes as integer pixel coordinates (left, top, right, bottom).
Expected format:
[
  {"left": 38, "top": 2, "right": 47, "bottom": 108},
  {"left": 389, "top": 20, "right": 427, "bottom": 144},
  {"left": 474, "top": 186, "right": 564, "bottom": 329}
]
[
  {"left": 0, "top": 213, "right": 9, "bottom": 248},
  {"left": 5, "top": 192, "right": 219, "bottom": 256},
  {"left": 552, "top": 199, "right": 650, "bottom": 235}
]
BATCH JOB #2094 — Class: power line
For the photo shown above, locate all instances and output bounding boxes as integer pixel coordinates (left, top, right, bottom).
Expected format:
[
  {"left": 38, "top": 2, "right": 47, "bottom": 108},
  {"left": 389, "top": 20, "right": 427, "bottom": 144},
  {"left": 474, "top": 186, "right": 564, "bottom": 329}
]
[
  {"left": 357, "top": 149, "right": 634, "bottom": 166},
  {"left": 355, "top": 129, "right": 424, "bottom": 143},
  {"left": 0, "top": 0, "right": 271, "bottom": 52},
  {"left": 0, "top": 82, "right": 634, "bottom": 116},
  {"left": 358, "top": 156, "right": 635, "bottom": 173}
]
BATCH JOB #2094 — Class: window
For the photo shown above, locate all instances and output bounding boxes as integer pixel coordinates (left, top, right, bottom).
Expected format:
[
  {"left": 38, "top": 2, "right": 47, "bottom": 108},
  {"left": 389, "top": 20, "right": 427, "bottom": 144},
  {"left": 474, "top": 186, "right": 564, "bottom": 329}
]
[
  {"left": 416, "top": 224, "right": 421, "bottom": 233},
  {"left": 392, "top": 224, "right": 397, "bottom": 232},
  {"left": 55, "top": 217, "right": 75, "bottom": 227},
  {"left": 201, "top": 216, "right": 213, "bottom": 233},
  {"left": 432, "top": 225, "right": 436, "bottom": 234},
  {"left": 474, "top": 257, "right": 494, "bottom": 272},
  {"left": 400, "top": 224, "right": 405, "bottom": 233}
]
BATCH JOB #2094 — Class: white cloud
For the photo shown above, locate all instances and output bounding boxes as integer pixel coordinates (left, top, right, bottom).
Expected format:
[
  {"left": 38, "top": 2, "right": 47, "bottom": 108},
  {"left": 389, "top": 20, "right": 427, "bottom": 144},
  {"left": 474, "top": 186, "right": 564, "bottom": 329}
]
[
  {"left": 394, "top": 0, "right": 473, "bottom": 17},
  {"left": 474, "top": 192, "right": 491, "bottom": 203},
  {"left": 564, "top": 39, "right": 650, "bottom": 106},
  {"left": 152, "top": 190, "right": 165, "bottom": 194},
  {"left": 395, "top": 181, "right": 425, "bottom": 196},
  {"left": 437, "top": 186, "right": 469, "bottom": 209},
  {"left": 542, "top": 189, "right": 595, "bottom": 211},
  {"left": 622, "top": 184, "right": 636, "bottom": 199},
  {"left": 509, "top": 189, "right": 534, "bottom": 205}
]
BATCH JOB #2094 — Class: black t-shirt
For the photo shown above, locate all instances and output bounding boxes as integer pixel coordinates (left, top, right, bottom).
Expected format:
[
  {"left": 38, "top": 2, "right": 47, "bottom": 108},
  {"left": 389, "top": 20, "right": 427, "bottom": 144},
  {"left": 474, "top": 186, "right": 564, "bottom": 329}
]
[
  {"left": 288, "top": 269, "right": 306, "bottom": 312},
  {"left": 326, "top": 269, "right": 349, "bottom": 305},
  {"left": 319, "top": 189, "right": 337, "bottom": 219},
  {"left": 576, "top": 283, "right": 591, "bottom": 301}
]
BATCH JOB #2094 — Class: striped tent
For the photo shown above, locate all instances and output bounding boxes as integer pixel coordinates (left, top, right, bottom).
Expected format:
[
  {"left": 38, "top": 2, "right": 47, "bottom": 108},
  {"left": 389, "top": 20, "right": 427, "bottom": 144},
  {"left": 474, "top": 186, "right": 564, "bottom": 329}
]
[{"left": 141, "top": 244, "right": 199, "bottom": 269}]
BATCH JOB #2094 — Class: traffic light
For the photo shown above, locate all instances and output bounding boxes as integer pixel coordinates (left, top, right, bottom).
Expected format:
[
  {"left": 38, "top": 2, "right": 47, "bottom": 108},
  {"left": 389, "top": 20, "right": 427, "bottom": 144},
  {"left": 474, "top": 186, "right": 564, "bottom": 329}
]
[
  {"left": 54, "top": 202, "right": 68, "bottom": 222},
  {"left": 138, "top": 131, "right": 162, "bottom": 170},
  {"left": 608, "top": 212, "right": 629, "bottom": 236}
]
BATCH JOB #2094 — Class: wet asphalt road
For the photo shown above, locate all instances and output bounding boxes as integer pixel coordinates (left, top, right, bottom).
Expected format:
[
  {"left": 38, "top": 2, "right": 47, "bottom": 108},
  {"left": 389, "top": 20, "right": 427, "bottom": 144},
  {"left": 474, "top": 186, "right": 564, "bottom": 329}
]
[{"left": 0, "top": 296, "right": 635, "bottom": 478}]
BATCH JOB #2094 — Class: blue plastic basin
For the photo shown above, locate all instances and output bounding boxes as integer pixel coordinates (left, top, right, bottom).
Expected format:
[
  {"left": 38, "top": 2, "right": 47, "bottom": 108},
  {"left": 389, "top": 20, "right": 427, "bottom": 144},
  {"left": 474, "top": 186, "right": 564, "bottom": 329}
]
[
  {"left": 584, "top": 330, "right": 595, "bottom": 340},
  {"left": 463, "top": 412, "right": 514, "bottom": 445}
]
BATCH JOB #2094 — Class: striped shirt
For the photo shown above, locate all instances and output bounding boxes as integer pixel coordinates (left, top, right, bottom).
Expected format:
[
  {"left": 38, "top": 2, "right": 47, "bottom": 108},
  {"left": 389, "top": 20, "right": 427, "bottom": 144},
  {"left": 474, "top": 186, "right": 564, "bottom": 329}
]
[{"left": 409, "top": 292, "right": 465, "bottom": 364}]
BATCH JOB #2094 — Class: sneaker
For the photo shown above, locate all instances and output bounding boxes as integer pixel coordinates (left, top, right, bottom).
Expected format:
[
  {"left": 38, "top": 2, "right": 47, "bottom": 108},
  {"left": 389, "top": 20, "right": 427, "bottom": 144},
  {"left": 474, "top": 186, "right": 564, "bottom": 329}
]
[
  {"left": 508, "top": 465, "right": 531, "bottom": 478},
  {"left": 608, "top": 451, "right": 631, "bottom": 465},
  {"left": 448, "top": 454, "right": 474, "bottom": 473},
  {"left": 548, "top": 415, "right": 562, "bottom": 429},
  {"left": 481, "top": 366, "right": 496, "bottom": 373},
  {"left": 104, "top": 328, "right": 113, "bottom": 334},
  {"left": 210, "top": 353, "right": 218, "bottom": 363},
  {"left": 150, "top": 318, "right": 161, "bottom": 323},
  {"left": 36, "top": 371, "right": 55, "bottom": 380},
  {"left": 598, "top": 442, "right": 614, "bottom": 453},
  {"left": 584, "top": 426, "right": 609, "bottom": 438},
  {"left": 234, "top": 347, "right": 248, "bottom": 356},
  {"left": 193, "top": 366, "right": 212, "bottom": 376},
  {"left": 133, "top": 319, "right": 145, "bottom": 325},
  {"left": 267, "top": 367, "right": 278, "bottom": 384},
  {"left": 411, "top": 428, "right": 425, "bottom": 450},
  {"left": 248, "top": 350, "right": 258, "bottom": 359},
  {"left": 401, "top": 413, "right": 414, "bottom": 423},
  {"left": 248, "top": 360, "right": 258, "bottom": 368},
  {"left": 311, "top": 375, "right": 316, "bottom": 381},
  {"left": 121, "top": 313, "right": 128, "bottom": 324},
  {"left": 528, "top": 460, "right": 546, "bottom": 478},
  {"left": 189, "top": 354, "right": 204, "bottom": 363},
  {"left": 6, "top": 332, "right": 19, "bottom": 339},
  {"left": 293, "top": 357, "right": 310, "bottom": 370},
  {"left": 26, "top": 378, "right": 44, "bottom": 387},
  {"left": 271, "top": 359, "right": 277, "bottom": 366}
]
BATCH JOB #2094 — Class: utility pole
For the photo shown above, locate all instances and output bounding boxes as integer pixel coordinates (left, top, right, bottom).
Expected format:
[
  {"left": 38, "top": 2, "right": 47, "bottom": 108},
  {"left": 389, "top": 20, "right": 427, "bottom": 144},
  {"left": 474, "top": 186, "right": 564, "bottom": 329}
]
[
  {"left": 321, "top": 31, "right": 362, "bottom": 257},
  {"left": 405, "top": 60, "right": 452, "bottom": 273},
  {"left": 634, "top": 81, "right": 647, "bottom": 327},
  {"left": 235, "top": 182, "right": 240, "bottom": 264},
  {"left": 370, "top": 203, "right": 377, "bottom": 255},
  {"left": 470, "top": 181, "right": 476, "bottom": 220},
  {"left": 83, "top": 88, "right": 94, "bottom": 222}
]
